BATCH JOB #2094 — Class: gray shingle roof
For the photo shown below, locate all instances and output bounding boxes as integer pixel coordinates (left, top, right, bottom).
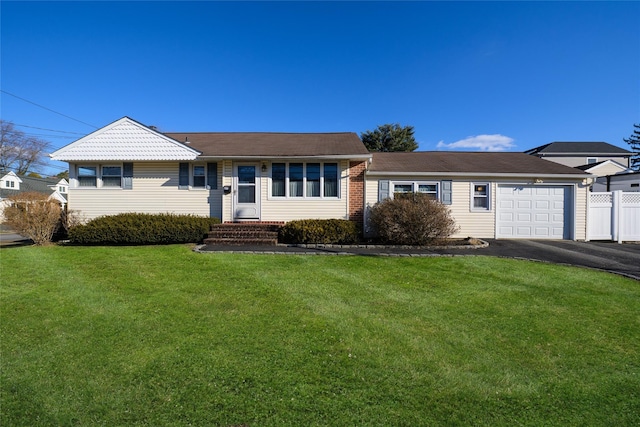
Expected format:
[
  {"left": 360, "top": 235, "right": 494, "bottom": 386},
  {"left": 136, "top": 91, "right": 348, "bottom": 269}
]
[
  {"left": 164, "top": 132, "right": 371, "bottom": 158},
  {"left": 0, "top": 175, "right": 66, "bottom": 201},
  {"left": 525, "top": 142, "right": 632, "bottom": 155},
  {"left": 369, "top": 152, "right": 590, "bottom": 176}
]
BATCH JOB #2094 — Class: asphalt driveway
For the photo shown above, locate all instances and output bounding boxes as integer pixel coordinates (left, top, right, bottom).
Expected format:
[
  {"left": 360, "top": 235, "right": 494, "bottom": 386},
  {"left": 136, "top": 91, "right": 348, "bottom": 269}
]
[{"left": 473, "top": 239, "right": 640, "bottom": 280}]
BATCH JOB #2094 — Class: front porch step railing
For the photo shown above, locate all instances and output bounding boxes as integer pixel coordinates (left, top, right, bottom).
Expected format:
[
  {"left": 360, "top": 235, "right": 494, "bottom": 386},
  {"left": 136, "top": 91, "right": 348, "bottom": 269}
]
[{"left": 204, "top": 222, "right": 284, "bottom": 246}]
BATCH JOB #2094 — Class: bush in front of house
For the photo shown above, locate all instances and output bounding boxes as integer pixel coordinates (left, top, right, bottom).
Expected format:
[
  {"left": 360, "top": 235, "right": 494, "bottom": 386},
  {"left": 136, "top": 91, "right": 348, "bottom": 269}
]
[
  {"left": 68, "top": 213, "right": 220, "bottom": 245},
  {"left": 2, "top": 192, "right": 62, "bottom": 245},
  {"left": 279, "top": 219, "right": 359, "bottom": 244},
  {"left": 368, "top": 193, "right": 459, "bottom": 245}
]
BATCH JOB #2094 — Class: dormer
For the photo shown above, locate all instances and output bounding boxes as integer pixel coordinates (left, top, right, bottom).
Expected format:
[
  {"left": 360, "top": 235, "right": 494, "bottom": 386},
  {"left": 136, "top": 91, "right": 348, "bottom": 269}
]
[{"left": 1, "top": 171, "right": 22, "bottom": 190}]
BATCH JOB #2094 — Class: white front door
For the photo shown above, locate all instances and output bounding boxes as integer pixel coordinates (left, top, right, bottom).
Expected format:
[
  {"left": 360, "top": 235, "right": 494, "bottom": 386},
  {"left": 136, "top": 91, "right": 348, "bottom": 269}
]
[{"left": 234, "top": 163, "right": 260, "bottom": 220}]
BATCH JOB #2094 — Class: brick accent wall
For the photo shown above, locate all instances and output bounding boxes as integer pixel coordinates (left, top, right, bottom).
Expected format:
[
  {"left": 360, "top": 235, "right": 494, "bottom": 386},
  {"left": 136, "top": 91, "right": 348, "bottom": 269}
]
[{"left": 349, "top": 161, "right": 367, "bottom": 228}]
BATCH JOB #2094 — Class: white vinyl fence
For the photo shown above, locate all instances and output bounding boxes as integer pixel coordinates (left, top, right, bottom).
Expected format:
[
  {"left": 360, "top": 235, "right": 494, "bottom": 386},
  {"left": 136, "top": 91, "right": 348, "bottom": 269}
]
[{"left": 588, "top": 191, "right": 640, "bottom": 242}]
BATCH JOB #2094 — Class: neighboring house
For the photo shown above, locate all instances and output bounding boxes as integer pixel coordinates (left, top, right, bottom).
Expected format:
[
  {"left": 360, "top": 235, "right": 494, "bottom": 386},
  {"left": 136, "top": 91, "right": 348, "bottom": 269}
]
[
  {"left": 525, "top": 142, "right": 632, "bottom": 168},
  {"left": 593, "top": 171, "right": 640, "bottom": 192},
  {"left": 50, "top": 117, "right": 594, "bottom": 240},
  {"left": 574, "top": 159, "right": 631, "bottom": 177},
  {"left": 365, "top": 152, "right": 592, "bottom": 240},
  {"left": 0, "top": 170, "right": 69, "bottom": 220}
]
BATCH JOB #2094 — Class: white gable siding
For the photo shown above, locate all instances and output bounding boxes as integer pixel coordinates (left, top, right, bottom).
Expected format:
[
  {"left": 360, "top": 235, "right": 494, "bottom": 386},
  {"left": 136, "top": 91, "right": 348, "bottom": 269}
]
[
  {"left": 51, "top": 117, "right": 200, "bottom": 162},
  {"left": 68, "top": 162, "right": 221, "bottom": 221}
]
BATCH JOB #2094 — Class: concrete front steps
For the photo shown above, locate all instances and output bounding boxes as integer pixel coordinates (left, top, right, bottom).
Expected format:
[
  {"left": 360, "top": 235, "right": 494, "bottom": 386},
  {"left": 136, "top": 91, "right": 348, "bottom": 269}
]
[{"left": 204, "top": 222, "right": 284, "bottom": 246}]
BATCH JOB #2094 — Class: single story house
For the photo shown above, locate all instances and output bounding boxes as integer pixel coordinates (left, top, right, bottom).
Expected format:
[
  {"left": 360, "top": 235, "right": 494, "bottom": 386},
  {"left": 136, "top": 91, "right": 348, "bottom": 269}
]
[{"left": 50, "top": 117, "right": 593, "bottom": 240}]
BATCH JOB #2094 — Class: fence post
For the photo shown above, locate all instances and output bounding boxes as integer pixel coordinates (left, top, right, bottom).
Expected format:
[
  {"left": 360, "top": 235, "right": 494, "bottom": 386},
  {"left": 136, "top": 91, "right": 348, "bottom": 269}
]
[{"left": 614, "top": 191, "right": 623, "bottom": 244}]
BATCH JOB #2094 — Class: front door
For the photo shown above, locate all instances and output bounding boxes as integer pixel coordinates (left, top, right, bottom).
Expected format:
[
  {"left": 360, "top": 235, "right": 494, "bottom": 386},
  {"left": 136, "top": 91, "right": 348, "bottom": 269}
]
[{"left": 233, "top": 163, "right": 260, "bottom": 220}]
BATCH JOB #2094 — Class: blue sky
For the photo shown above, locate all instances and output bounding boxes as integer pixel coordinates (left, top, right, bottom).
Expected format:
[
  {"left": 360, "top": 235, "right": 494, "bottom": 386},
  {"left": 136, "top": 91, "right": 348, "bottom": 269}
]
[{"left": 1, "top": 1, "right": 639, "bottom": 175}]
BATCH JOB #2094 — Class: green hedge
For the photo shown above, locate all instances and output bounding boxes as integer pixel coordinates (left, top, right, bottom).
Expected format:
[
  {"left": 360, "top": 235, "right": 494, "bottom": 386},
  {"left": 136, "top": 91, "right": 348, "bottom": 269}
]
[
  {"left": 279, "top": 219, "right": 359, "bottom": 244},
  {"left": 69, "top": 213, "right": 220, "bottom": 245}
]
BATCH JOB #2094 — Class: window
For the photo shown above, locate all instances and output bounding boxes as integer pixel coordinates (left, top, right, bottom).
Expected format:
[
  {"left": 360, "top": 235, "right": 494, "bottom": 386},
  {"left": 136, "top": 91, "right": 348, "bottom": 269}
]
[
  {"left": 78, "top": 166, "right": 97, "bottom": 187},
  {"left": 393, "top": 184, "right": 413, "bottom": 195},
  {"left": 587, "top": 157, "right": 598, "bottom": 164},
  {"left": 102, "top": 166, "right": 122, "bottom": 187},
  {"left": 324, "top": 163, "right": 338, "bottom": 197},
  {"left": 271, "top": 162, "right": 339, "bottom": 198},
  {"left": 179, "top": 163, "right": 217, "bottom": 189},
  {"left": 391, "top": 181, "right": 439, "bottom": 200},
  {"left": 418, "top": 184, "right": 438, "bottom": 199},
  {"left": 58, "top": 186, "right": 66, "bottom": 193},
  {"left": 306, "top": 163, "right": 320, "bottom": 197},
  {"left": 289, "top": 163, "right": 304, "bottom": 197},
  {"left": 272, "top": 163, "right": 286, "bottom": 197},
  {"left": 193, "top": 165, "right": 206, "bottom": 188},
  {"left": 471, "top": 183, "right": 490, "bottom": 210}
]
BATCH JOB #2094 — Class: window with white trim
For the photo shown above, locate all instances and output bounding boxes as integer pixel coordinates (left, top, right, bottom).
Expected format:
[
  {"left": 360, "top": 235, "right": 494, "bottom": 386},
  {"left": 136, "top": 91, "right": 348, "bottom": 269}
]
[
  {"left": 271, "top": 162, "right": 339, "bottom": 198},
  {"left": 391, "top": 181, "right": 439, "bottom": 200},
  {"left": 102, "top": 165, "right": 122, "bottom": 187},
  {"left": 471, "top": 183, "right": 490, "bottom": 210},
  {"left": 78, "top": 166, "right": 97, "bottom": 187}
]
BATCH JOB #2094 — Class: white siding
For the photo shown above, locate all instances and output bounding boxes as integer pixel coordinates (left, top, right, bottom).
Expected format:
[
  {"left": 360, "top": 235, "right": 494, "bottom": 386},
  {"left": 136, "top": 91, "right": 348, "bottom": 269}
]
[
  {"left": 68, "top": 162, "right": 222, "bottom": 221},
  {"left": 365, "top": 176, "right": 589, "bottom": 240}
]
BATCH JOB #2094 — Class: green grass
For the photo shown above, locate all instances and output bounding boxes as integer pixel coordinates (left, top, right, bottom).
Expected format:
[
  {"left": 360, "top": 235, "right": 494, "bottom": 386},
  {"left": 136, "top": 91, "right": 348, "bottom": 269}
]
[{"left": 1, "top": 245, "right": 638, "bottom": 426}]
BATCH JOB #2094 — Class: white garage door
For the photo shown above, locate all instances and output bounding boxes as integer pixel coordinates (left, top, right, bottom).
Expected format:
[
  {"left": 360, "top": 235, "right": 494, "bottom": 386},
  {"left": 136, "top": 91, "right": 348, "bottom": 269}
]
[{"left": 497, "top": 185, "right": 572, "bottom": 239}]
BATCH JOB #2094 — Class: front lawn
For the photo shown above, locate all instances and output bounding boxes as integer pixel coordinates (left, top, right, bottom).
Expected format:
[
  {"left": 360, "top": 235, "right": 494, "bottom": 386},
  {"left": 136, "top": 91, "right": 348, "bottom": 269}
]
[{"left": 1, "top": 245, "right": 638, "bottom": 426}]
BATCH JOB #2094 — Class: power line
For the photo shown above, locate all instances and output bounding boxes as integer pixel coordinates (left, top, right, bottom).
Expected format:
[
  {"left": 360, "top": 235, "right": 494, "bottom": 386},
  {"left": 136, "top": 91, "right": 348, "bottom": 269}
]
[
  {"left": 0, "top": 89, "right": 98, "bottom": 129},
  {"left": 21, "top": 132, "right": 76, "bottom": 139},
  {"left": 12, "top": 123, "right": 85, "bottom": 135}
]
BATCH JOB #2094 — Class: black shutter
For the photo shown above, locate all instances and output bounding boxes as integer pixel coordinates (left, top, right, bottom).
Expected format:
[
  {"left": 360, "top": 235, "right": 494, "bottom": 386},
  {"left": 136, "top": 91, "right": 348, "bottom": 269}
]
[
  {"left": 179, "top": 163, "right": 189, "bottom": 189},
  {"left": 207, "top": 162, "right": 218, "bottom": 189},
  {"left": 123, "top": 163, "right": 133, "bottom": 190}
]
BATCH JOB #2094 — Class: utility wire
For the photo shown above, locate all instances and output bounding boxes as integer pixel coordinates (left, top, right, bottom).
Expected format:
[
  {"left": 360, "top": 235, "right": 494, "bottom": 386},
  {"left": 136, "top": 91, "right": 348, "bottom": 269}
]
[
  {"left": 1, "top": 89, "right": 98, "bottom": 129},
  {"left": 12, "top": 123, "right": 85, "bottom": 135}
]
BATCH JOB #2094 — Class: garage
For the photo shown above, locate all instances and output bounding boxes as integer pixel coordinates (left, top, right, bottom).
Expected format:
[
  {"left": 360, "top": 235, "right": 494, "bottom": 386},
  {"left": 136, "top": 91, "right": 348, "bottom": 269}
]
[{"left": 497, "top": 185, "right": 572, "bottom": 239}]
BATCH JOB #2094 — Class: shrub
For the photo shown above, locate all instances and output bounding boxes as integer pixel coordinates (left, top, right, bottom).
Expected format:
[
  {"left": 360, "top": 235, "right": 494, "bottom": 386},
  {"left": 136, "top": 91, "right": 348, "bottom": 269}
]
[
  {"left": 279, "top": 219, "right": 359, "bottom": 244},
  {"left": 68, "top": 213, "right": 220, "bottom": 245},
  {"left": 2, "top": 192, "right": 62, "bottom": 245},
  {"left": 368, "top": 193, "right": 459, "bottom": 245}
]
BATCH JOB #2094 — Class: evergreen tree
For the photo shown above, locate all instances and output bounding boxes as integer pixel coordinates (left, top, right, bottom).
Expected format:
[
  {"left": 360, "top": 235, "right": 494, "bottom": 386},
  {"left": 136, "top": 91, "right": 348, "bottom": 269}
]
[
  {"left": 623, "top": 123, "right": 640, "bottom": 170},
  {"left": 361, "top": 124, "right": 419, "bottom": 152}
]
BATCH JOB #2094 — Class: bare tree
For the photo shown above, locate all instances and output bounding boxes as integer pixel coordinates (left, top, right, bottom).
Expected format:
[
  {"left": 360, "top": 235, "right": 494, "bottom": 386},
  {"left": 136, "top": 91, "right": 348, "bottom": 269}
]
[{"left": 0, "top": 120, "right": 50, "bottom": 174}]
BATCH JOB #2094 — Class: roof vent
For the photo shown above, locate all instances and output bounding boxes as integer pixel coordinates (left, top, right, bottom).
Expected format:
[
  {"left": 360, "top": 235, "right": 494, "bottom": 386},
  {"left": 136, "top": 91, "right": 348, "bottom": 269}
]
[{"left": 185, "top": 137, "right": 190, "bottom": 144}]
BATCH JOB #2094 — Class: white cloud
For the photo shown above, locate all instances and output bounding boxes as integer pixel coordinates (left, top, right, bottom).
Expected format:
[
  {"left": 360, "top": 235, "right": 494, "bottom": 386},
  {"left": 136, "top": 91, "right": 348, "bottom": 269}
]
[{"left": 436, "top": 134, "right": 516, "bottom": 152}]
